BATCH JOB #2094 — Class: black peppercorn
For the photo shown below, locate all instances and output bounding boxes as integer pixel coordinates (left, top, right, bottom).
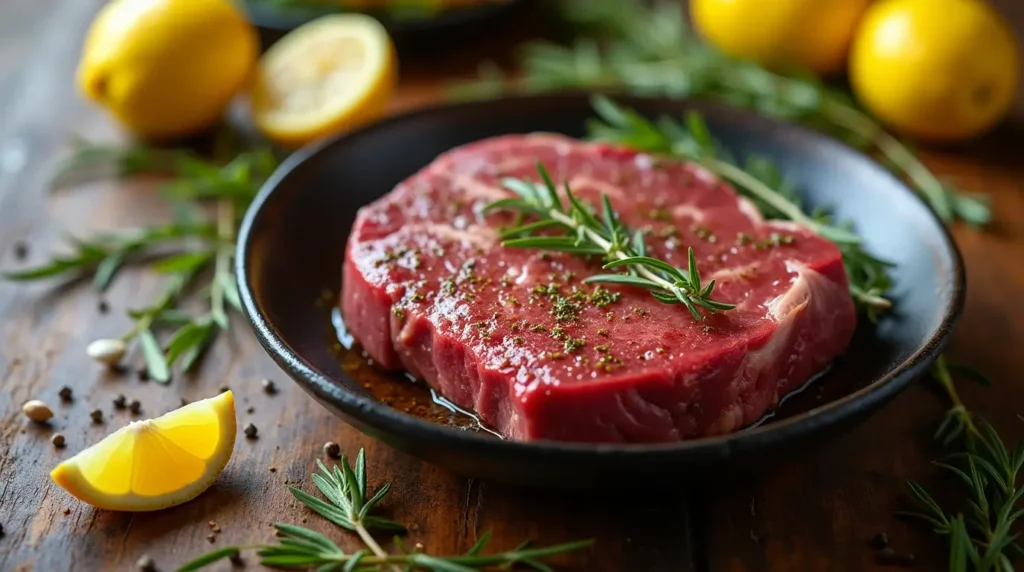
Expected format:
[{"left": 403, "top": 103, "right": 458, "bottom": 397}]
[
  {"left": 261, "top": 379, "right": 277, "bottom": 394},
  {"left": 136, "top": 554, "right": 156, "bottom": 571}
]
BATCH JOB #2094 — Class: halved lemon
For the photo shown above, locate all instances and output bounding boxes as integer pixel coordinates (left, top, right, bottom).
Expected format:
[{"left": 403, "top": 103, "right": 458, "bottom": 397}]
[
  {"left": 251, "top": 14, "right": 397, "bottom": 148},
  {"left": 51, "top": 391, "right": 236, "bottom": 511}
]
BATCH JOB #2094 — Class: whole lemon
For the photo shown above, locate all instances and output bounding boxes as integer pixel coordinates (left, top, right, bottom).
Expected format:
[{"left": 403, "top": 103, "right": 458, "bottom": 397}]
[
  {"left": 691, "top": 0, "right": 871, "bottom": 75},
  {"left": 77, "top": 0, "right": 258, "bottom": 140},
  {"left": 850, "top": 0, "right": 1020, "bottom": 142}
]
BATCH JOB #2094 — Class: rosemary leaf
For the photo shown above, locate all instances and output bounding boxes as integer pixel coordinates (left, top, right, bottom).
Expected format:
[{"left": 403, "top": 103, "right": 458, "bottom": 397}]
[
  {"left": 175, "top": 546, "right": 241, "bottom": 572},
  {"left": 153, "top": 252, "right": 213, "bottom": 275},
  {"left": 178, "top": 323, "right": 215, "bottom": 373},
  {"left": 488, "top": 163, "right": 733, "bottom": 320},
  {"left": 165, "top": 321, "right": 212, "bottom": 368},
  {"left": 584, "top": 97, "right": 894, "bottom": 317},
  {"left": 138, "top": 327, "right": 170, "bottom": 383},
  {"left": 452, "top": 0, "right": 990, "bottom": 226},
  {"left": 180, "top": 448, "right": 591, "bottom": 571},
  {"left": 5, "top": 134, "right": 278, "bottom": 380}
]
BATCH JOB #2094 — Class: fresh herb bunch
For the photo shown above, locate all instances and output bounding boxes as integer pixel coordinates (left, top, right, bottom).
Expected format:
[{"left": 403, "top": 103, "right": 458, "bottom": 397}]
[
  {"left": 3, "top": 135, "right": 277, "bottom": 382},
  {"left": 449, "top": 0, "right": 990, "bottom": 226},
  {"left": 584, "top": 96, "right": 893, "bottom": 317},
  {"left": 179, "top": 448, "right": 592, "bottom": 571},
  {"left": 902, "top": 359, "right": 1024, "bottom": 571},
  {"left": 487, "top": 163, "right": 734, "bottom": 321}
]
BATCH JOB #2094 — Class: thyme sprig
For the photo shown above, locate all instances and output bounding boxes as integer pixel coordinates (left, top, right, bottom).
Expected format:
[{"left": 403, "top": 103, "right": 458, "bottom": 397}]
[
  {"left": 450, "top": 0, "right": 990, "bottom": 226},
  {"left": 486, "top": 163, "right": 734, "bottom": 321},
  {"left": 3, "top": 135, "right": 276, "bottom": 381},
  {"left": 178, "top": 449, "right": 593, "bottom": 571},
  {"left": 584, "top": 97, "right": 893, "bottom": 317},
  {"left": 901, "top": 358, "right": 1024, "bottom": 571}
]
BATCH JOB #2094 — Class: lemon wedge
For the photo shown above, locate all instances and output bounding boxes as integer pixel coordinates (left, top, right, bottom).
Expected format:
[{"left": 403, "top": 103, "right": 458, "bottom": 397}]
[
  {"left": 251, "top": 14, "right": 397, "bottom": 148},
  {"left": 51, "top": 391, "right": 236, "bottom": 511}
]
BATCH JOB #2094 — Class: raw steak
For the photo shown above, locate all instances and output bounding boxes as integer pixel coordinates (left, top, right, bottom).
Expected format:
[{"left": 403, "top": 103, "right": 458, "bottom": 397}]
[{"left": 342, "top": 134, "right": 856, "bottom": 443}]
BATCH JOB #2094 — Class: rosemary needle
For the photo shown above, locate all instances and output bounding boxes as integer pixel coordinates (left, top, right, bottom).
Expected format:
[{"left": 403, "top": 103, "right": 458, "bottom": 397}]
[
  {"left": 177, "top": 449, "right": 592, "bottom": 571},
  {"left": 450, "top": 0, "right": 990, "bottom": 227},
  {"left": 3, "top": 135, "right": 276, "bottom": 380},
  {"left": 584, "top": 96, "right": 894, "bottom": 318},
  {"left": 487, "top": 163, "right": 734, "bottom": 321}
]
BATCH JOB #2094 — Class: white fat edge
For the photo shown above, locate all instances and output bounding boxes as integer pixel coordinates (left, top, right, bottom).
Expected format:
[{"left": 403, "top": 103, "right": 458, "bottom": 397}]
[
  {"left": 765, "top": 220, "right": 806, "bottom": 234},
  {"left": 689, "top": 163, "right": 721, "bottom": 185},
  {"left": 736, "top": 196, "right": 766, "bottom": 225},
  {"left": 671, "top": 203, "right": 706, "bottom": 222},
  {"left": 764, "top": 260, "right": 830, "bottom": 321},
  {"left": 567, "top": 175, "right": 626, "bottom": 200},
  {"left": 707, "top": 265, "right": 817, "bottom": 435},
  {"left": 708, "top": 261, "right": 760, "bottom": 283}
]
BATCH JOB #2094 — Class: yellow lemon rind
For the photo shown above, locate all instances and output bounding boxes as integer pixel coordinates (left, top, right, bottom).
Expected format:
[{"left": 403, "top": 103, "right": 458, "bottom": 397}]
[
  {"left": 251, "top": 13, "right": 397, "bottom": 148},
  {"left": 50, "top": 391, "right": 236, "bottom": 512}
]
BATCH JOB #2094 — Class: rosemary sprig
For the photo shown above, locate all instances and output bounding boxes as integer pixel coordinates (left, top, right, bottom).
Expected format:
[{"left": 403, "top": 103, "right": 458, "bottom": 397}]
[
  {"left": 3, "top": 135, "right": 277, "bottom": 380},
  {"left": 901, "top": 358, "right": 1024, "bottom": 571},
  {"left": 450, "top": 0, "right": 990, "bottom": 226},
  {"left": 177, "top": 448, "right": 593, "bottom": 571},
  {"left": 486, "top": 163, "right": 734, "bottom": 321},
  {"left": 584, "top": 96, "right": 893, "bottom": 317}
]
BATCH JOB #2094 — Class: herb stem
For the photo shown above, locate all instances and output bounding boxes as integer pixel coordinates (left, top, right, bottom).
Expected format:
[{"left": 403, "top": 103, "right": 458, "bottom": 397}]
[
  {"left": 931, "top": 355, "right": 979, "bottom": 436},
  {"left": 548, "top": 208, "right": 686, "bottom": 294},
  {"left": 849, "top": 285, "right": 894, "bottom": 312},
  {"left": 697, "top": 156, "right": 817, "bottom": 228},
  {"left": 119, "top": 273, "right": 191, "bottom": 343},
  {"left": 355, "top": 523, "right": 400, "bottom": 572},
  {"left": 209, "top": 199, "right": 234, "bottom": 329},
  {"left": 819, "top": 100, "right": 953, "bottom": 221}
]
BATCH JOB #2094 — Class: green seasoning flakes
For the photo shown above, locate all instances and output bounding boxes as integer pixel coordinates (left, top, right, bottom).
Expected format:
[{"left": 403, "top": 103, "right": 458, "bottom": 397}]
[
  {"left": 596, "top": 354, "right": 623, "bottom": 372},
  {"left": 551, "top": 295, "right": 583, "bottom": 323},
  {"left": 753, "top": 232, "right": 796, "bottom": 250},
  {"left": 531, "top": 283, "right": 560, "bottom": 297},
  {"left": 587, "top": 286, "right": 620, "bottom": 309},
  {"left": 563, "top": 337, "right": 586, "bottom": 354},
  {"left": 645, "top": 208, "right": 672, "bottom": 221},
  {"left": 392, "top": 307, "right": 405, "bottom": 320},
  {"left": 692, "top": 225, "right": 718, "bottom": 243}
]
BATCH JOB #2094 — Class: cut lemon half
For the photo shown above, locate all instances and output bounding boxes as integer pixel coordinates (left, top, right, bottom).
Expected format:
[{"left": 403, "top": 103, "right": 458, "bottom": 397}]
[
  {"left": 51, "top": 391, "right": 236, "bottom": 511},
  {"left": 251, "top": 14, "right": 397, "bottom": 148}
]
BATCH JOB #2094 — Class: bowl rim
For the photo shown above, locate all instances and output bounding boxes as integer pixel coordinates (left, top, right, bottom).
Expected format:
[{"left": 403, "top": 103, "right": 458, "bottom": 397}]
[
  {"left": 241, "top": 0, "right": 522, "bottom": 34},
  {"left": 235, "top": 93, "right": 965, "bottom": 459}
]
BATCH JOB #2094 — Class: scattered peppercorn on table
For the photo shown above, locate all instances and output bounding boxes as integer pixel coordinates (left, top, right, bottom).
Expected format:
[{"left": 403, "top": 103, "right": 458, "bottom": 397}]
[{"left": 2, "top": 1, "right": 1024, "bottom": 570}]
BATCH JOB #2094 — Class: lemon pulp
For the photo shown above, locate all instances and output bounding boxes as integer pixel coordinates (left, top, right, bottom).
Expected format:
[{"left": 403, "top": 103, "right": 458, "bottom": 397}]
[
  {"left": 51, "top": 391, "right": 236, "bottom": 511},
  {"left": 251, "top": 14, "right": 397, "bottom": 148}
]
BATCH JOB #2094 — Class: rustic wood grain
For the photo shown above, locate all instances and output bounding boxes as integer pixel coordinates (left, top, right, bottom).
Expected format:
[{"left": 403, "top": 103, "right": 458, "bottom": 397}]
[{"left": 0, "top": 1, "right": 1022, "bottom": 571}]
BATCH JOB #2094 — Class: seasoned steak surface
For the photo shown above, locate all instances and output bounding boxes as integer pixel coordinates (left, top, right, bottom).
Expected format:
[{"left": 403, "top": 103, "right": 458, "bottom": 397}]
[{"left": 343, "top": 134, "right": 856, "bottom": 443}]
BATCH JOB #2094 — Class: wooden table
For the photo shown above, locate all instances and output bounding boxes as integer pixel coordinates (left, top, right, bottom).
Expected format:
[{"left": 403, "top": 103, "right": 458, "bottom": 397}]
[{"left": 2, "top": 2, "right": 1023, "bottom": 571}]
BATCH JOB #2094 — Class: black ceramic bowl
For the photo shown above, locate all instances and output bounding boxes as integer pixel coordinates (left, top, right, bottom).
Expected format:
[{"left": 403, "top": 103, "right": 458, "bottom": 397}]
[
  {"left": 236, "top": 94, "right": 964, "bottom": 488},
  {"left": 242, "top": 0, "right": 523, "bottom": 38}
]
